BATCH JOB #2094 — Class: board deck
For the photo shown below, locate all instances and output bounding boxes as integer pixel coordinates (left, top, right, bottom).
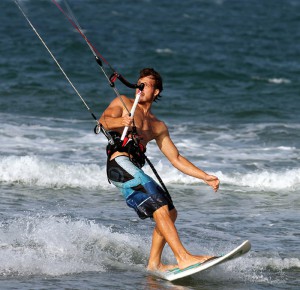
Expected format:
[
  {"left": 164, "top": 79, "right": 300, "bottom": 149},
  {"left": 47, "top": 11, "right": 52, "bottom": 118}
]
[{"left": 154, "top": 240, "right": 251, "bottom": 281}]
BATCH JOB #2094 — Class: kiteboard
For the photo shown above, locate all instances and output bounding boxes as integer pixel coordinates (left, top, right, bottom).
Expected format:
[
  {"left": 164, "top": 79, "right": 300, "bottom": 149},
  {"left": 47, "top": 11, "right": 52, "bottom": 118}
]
[{"left": 154, "top": 240, "right": 251, "bottom": 281}]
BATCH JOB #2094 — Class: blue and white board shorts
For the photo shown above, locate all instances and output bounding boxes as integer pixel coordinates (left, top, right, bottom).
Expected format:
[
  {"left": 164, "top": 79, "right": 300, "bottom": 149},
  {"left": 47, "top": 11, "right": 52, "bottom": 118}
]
[{"left": 107, "top": 155, "right": 175, "bottom": 219}]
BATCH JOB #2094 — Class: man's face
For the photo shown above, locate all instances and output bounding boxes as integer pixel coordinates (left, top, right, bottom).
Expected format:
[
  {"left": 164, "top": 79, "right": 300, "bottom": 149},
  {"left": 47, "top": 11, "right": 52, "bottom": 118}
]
[{"left": 137, "top": 76, "right": 159, "bottom": 103}]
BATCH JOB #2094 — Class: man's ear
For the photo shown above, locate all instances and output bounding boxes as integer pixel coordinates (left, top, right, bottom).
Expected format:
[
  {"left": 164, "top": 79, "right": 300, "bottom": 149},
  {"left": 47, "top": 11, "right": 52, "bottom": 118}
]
[{"left": 154, "top": 88, "right": 160, "bottom": 97}]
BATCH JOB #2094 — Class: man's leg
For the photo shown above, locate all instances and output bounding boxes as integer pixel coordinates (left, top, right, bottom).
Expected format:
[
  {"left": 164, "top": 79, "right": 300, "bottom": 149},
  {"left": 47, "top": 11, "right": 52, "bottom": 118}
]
[
  {"left": 150, "top": 205, "right": 213, "bottom": 271},
  {"left": 147, "top": 208, "right": 178, "bottom": 271}
]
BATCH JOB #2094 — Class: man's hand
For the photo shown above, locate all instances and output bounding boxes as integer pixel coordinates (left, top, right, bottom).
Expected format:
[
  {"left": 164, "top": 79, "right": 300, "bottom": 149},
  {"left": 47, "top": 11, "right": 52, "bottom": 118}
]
[
  {"left": 122, "top": 114, "right": 134, "bottom": 127},
  {"left": 204, "top": 175, "right": 220, "bottom": 192}
]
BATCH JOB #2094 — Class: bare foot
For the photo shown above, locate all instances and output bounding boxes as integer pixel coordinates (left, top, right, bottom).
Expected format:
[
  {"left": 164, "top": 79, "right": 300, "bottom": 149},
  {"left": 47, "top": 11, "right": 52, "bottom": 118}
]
[
  {"left": 178, "top": 255, "right": 215, "bottom": 270},
  {"left": 147, "top": 263, "right": 178, "bottom": 272},
  {"left": 195, "top": 255, "right": 216, "bottom": 263}
]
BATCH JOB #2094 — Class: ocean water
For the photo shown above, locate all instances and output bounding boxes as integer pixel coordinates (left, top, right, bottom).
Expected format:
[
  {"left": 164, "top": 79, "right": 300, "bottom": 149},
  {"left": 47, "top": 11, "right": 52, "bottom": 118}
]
[{"left": 0, "top": 0, "right": 299, "bottom": 289}]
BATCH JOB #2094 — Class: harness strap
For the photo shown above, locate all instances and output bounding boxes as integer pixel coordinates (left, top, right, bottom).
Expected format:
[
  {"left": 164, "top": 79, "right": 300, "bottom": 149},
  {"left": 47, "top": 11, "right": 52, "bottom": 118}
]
[{"left": 105, "top": 130, "right": 146, "bottom": 168}]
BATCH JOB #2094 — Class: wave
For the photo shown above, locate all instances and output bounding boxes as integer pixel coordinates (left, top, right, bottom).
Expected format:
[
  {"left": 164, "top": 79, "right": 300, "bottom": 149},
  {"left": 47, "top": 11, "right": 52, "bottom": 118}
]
[
  {"left": 216, "top": 168, "right": 300, "bottom": 192},
  {"left": 155, "top": 48, "right": 174, "bottom": 54},
  {"left": 0, "top": 215, "right": 298, "bottom": 280},
  {"left": 146, "top": 162, "right": 300, "bottom": 192},
  {"left": 0, "top": 155, "right": 109, "bottom": 190},
  {"left": 0, "top": 215, "right": 149, "bottom": 276},
  {"left": 268, "top": 78, "right": 291, "bottom": 84},
  {"left": 0, "top": 155, "right": 299, "bottom": 192},
  {"left": 252, "top": 76, "right": 291, "bottom": 84},
  {"left": 201, "top": 254, "right": 300, "bottom": 284}
]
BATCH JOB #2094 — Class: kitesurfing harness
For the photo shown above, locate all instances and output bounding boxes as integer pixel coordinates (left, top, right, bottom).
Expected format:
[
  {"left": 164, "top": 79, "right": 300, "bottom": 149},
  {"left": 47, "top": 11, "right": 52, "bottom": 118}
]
[
  {"left": 15, "top": 0, "right": 170, "bottom": 196},
  {"left": 106, "top": 130, "right": 146, "bottom": 169}
]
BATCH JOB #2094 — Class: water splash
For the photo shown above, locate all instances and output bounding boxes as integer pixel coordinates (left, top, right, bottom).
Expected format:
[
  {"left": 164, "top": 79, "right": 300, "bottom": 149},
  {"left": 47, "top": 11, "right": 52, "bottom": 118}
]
[{"left": 0, "top": 215, "right": 148, "bottom": 276}]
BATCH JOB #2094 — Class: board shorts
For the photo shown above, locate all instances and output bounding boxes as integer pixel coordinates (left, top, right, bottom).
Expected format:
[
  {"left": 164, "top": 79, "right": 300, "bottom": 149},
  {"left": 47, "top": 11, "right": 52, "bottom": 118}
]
[{"left": 107, "top": 155, "right": 175, "bottom": 219}]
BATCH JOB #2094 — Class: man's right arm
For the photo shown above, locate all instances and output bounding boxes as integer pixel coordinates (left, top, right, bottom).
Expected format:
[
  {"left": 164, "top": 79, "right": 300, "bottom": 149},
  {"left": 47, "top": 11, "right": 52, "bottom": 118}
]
[{"left": 99, "top": 97, "right": 133, "bottom": 131}]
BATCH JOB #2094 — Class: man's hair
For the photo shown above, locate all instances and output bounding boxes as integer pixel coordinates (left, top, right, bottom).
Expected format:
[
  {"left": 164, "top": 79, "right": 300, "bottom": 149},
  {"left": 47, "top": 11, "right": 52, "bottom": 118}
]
[{"left": 139, "top": 68, "right": 163, "bottom": 102}]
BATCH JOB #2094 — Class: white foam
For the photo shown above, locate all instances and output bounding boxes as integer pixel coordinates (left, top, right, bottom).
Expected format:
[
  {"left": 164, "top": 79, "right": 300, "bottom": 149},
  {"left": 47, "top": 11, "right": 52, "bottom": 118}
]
[
  {"left": 268, "top": 78, "right": 291, "bottom": 84},
  {"left": 0, "top": 155, "right": 109, "bottom": 189},
  {"left": 1, "top": 114, "right": 299, "bottom": 192},
  {"left": 206, "top": 255, "right": 298, "bottom": 284},
  {"left": 155, "top": 48, "right": 174, "bottom": 54},
  {"left": 0, "top": 215, "right": 148, "bottom": 276},
  {"left": 216, "top": 168, "right": 300, "bottom": 191},
  {"left": 1, "top": 214, "right": 297, "bottom": 280},
  {"left": 144, "top": 159, "right": 300, "bottom": 192},
  {"left": 252, "top": 76, "right": 291, "bottom": 84},
  {"left": 0, "top": 155, "right": 299, "bottom": 192}
]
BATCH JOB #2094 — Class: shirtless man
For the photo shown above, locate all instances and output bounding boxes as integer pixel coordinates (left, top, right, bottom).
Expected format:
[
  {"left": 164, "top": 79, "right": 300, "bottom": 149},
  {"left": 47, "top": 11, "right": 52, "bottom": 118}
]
[{"left": 100, "top": 68, "right": 220, "bottom": 272}]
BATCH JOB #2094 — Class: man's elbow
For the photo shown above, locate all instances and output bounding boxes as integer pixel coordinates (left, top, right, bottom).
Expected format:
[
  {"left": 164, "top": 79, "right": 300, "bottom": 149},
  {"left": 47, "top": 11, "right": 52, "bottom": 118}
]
[{"left": 169, "top": 154, "right": 182, "bottom": 168}]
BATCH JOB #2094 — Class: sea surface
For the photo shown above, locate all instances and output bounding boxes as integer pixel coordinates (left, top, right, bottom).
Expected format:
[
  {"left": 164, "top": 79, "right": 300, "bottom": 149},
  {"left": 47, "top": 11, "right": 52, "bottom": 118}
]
[{"left": 0, "top": 0, "right": 299, "bottom": 289}]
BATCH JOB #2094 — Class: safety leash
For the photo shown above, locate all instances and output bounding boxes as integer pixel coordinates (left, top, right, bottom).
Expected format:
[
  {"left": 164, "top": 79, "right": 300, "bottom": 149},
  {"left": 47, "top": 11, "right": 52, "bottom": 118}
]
[{"left": 144, "top": 156, "right": 170, "bottom": 195}]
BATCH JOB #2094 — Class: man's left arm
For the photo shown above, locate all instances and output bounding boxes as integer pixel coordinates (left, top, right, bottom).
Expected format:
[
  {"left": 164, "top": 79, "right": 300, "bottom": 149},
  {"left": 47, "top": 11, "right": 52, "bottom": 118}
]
[{"left": 156, "top": 126, "right": 220, "bottom": 192}]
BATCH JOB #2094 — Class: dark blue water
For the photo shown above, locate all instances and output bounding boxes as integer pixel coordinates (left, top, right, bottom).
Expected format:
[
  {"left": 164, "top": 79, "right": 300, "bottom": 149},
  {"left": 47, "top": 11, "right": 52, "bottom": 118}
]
[{"left": 0, "top": 0, "right": 299, "bottom": 289}]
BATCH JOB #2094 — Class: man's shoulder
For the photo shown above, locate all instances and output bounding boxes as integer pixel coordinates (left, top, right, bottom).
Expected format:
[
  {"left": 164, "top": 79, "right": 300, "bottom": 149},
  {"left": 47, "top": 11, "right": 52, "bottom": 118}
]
[
  {"left": 151, "top": 117, "right": 168, "bottom": 137},
  {"left": 110, "top": 95, "right": 133, "bottom": 107},
  {"left": 150, "top": 113, "right": 165, "bottom": 125}
]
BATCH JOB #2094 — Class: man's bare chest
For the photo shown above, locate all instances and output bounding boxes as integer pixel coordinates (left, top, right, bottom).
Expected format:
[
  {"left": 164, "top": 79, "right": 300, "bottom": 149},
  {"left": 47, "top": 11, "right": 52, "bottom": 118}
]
[{"left": 133, "top": 115, "right": 157, "bottom": 144}]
